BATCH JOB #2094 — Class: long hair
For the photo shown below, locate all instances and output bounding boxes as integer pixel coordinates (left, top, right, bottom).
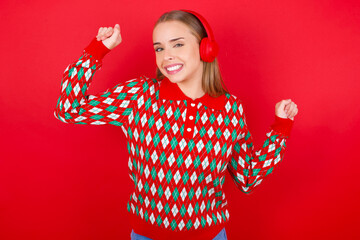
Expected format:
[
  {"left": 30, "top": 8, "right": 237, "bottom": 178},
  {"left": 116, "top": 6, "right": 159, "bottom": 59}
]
[{"left": 154, "top": 10, "right": 229, "bottom": 98}]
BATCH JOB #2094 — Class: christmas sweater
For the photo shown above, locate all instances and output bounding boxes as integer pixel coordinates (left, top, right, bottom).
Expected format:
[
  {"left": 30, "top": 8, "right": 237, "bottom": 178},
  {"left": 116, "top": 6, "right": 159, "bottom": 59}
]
[{"left": 54, "top": 37, "right": 294, "bottom": 240}]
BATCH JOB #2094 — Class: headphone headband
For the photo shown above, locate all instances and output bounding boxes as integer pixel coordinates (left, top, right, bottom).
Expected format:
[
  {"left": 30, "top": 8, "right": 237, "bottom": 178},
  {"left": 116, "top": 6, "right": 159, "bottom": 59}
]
[
  {"left": 180, "top": 9, "right": 215, "bottom": 42},
  {"left": 179, "top": 9, "right": 219, "bottom": 62}
]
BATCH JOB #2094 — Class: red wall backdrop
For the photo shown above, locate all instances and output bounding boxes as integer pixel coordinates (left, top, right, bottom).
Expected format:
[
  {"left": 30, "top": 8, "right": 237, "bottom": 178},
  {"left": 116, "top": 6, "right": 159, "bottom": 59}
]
[{"left": 1, "top": 0, "right": 359, "bottom": 239}]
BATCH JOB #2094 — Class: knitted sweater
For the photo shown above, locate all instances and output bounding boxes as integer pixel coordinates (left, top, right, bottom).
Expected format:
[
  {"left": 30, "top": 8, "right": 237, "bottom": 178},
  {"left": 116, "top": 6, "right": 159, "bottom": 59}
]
[{"left": 54, "top": 37, "right": 294, "bottom": 240}]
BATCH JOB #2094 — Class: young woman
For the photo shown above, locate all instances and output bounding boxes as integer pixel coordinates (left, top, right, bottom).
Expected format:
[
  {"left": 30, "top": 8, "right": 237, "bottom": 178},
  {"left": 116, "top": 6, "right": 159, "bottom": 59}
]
[{"left": 54, "top": 9, "right": 298, "bottom": 240}]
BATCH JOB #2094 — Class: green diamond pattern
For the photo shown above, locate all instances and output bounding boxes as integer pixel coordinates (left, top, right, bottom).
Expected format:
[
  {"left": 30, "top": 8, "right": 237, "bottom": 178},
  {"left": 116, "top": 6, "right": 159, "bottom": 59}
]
[
  {"left": 224, "top": 115, "right": 230, "bottom": 126},
  {"left": 151, "top": 166, "right": 157, "bottom": 180},
  {"left": 187, "top": 139, "right": 195, "bottom": 152},
  {"left": 144, "top": 149, "right": 150, "bottom": 162},
  {"left": 263, "top": 139, "right": 269, "bottom": 147},
  {"left": 209, "top": 113, "right": 216, "bottom": 124},
  {"left": 266, "top": 167, "right": 273, "bottom": 175},
  {"left": 148, "top": 115, "right": 155, "bottom": 129},
  {"left": 180, "top": 204, "right": 186, "bottom": 217},
  {"left": 174, "top": 107, "right": 181, "bottom": 120},
  {"left": 198, "top": 172, "right": 205, "bottom": 183},
  {"left": 139, "top": 129, "right": 145, "bottom": 143},
  {"left": 138, "top": 194, "right": 144, "bottom": 204},
  {"left": 90, "top": 114, "right": 104, "bottom": 120},
  {"left": 158, "top": 105, "right": 165, "bottom": 116},
  {"left": 210, "top": 158, "right": 216, "bottom": 172},
  {"left": 199, "top": 126, "right": 206, "bottom": 137},
  {"left": 232, "top": 101, "right": 238, "bottom": 113},
  {"left": 157, "top": 185, "right": 164, "bottom": 198},
  {"left": 171, "top": 219, "right": 177, "bottom": 230},
  {"left": 144, "top": 181, "right": 149, "bottom": 193},
  {"left": 239, "top": 117, "right": 245, "bottom": 129},
  {"left": 186, "top": 219, "right": 193, "bottom": 230},
  {"left": 65, "top": 83, "right": 72, "bottom": 96},
  {"left": 202, "top": 186, "right": 208, "bottom": 197},
  {"left": 195, "top": 111, "right": 200, "bottom": 124},
  {"left": 159, "top": 152, "right": 166, "bottom": 165},
  {"left": 150, "top": 198, "right": 156, "bottom": 210},
  {"left": 201, "top": 216, "right": 206, "bottom": 227},
  {"left": 259, "top": 154, "right": 267, "bottom": 161},
  {"left": 156, "top": 215, "right": 162, "bottom": 226},
  {"left": 81, "top": 83, "right": 87, "bottom": 95},
  {"left": 221, "top": 143, "right": 227, "bottom": 157},
  {"left": 275, "top": 147, "right": 281, "bottom": 156},
  {"left": 215, "top": 128, "right": 222, "bottom": 139},
  {"left": 205, "top": 140, "right": 213, "bottom": 154},
  {"left": 188, "top": 187, "right": 195, "bottom": 200},
  {"left": 166, "top": 169, "right": 173, "bottom": 184},
  {"left": 212, "top": 213, "right": 217, "bottom": 224},
  {"left": 89, "top": 100, "right": 100, "bottom": 106},
  {"left": 193, "top": 156, "right": 201, "bottom": 169},
  {"left": 77, "top": 67, "right": 84, "bottom": 80},
  {"left": 176, "top": 154, "right": 184, "bottom": 168},
  {"left": 145, "top": 97, "right": 152, "bottom": 111},
  {"left": 64, "top": 112, "right": 72, "bottom": 119},
  {"left": 172, "top": 187, "right": 179, "bottom": 201},
  {"left": 182, "top": 171, "right": 189, "bottom": 185},
  {"left": 105, "top": 105, "right": 117, "bottom": 112},
  {"left": 206, "top": 199, "right": 211, "bottom": 211},
  {"left": 153, "top": 133, "right": 160, "bottom": 147},
  {"left": 170, "top": 137, "right": 178, "bottom": 150},
  {"left": 231, "top": 129, "right": 237, "bottom": 141},
  {"left": 164, "top": 121, "right": 171, "bottom": 132},
  {"left": 164, "top": 203, "right": 170, "bottom": 215},
  {"left": 194, "top": 202, "right": 200, "bottom": 215}
]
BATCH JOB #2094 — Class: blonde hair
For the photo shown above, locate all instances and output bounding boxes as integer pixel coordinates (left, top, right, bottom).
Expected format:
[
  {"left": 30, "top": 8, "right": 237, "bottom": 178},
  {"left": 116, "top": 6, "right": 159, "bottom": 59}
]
[{"left": 154, "top": 10, "right": 229, "bottom": 98}]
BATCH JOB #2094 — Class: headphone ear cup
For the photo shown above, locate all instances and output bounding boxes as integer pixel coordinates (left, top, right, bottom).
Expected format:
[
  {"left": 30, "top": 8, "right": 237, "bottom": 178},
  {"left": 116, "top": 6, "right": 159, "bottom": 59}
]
[{"left": 200, "top": 37, "right": 219, "bottom": 62}]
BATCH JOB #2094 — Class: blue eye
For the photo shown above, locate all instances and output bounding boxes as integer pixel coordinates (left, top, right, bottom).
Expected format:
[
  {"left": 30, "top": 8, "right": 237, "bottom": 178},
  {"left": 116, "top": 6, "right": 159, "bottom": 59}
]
[{"left": 155, "top": 43, "right": 184, "bottom": 52}]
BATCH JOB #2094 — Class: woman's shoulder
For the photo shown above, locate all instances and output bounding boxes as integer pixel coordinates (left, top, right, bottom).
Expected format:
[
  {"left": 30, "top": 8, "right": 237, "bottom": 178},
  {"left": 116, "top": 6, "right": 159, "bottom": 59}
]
[
  {"left": 224, "top": 92, "right": 243, "bottom": 105},
  {"left": 222, "top": 92, "right": 246, "bottom": 117},
  {"left": 123, "top": 75, "right": 161, "bottom": 89},
  {"left": 129, "top": 75, "right": 163, "bottom": 96},
  {"left": 138, "top": 75, "right": 162, "bottom": 85}
]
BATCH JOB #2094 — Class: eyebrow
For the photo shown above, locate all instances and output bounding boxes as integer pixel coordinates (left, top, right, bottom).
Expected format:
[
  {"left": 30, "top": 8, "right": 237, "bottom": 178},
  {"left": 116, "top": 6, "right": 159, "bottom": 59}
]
[{"left": 153, "top": 37, "right": 185, "bottom": 46}]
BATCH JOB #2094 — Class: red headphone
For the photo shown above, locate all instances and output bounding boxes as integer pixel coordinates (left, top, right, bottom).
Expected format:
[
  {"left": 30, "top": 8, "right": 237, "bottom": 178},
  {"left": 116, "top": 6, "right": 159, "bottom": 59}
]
[{"left": 180, "top": 9, "right": 219, "bottom": 62}]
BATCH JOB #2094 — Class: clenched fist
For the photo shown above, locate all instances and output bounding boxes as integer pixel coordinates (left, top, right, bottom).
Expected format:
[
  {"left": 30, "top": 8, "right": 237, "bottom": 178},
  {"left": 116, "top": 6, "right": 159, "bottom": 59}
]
[
  {"left": 275, "top": 99, "right": 298, "bottom": 120},
  {"left": 96, "top": 24, "right": 122, "bottom": 50}
]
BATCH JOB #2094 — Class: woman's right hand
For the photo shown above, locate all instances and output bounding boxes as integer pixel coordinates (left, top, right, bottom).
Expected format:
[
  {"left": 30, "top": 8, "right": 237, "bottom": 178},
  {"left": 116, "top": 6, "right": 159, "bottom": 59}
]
[{"left": 96, "top": 24, "right": 122, "bottom": 50}]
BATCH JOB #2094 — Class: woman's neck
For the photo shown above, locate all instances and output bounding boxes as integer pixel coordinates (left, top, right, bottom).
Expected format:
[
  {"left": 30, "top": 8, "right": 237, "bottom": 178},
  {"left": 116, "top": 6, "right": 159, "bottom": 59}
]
[{"left": 176, "top": 78, "right": 205, "bottom": 100}]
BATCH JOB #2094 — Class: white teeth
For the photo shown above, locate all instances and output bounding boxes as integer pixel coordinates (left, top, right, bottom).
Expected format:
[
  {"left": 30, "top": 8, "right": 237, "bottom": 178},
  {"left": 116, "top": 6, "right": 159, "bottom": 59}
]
[{"left": 166, "top": 64, "right": 182, "bottom": 71}]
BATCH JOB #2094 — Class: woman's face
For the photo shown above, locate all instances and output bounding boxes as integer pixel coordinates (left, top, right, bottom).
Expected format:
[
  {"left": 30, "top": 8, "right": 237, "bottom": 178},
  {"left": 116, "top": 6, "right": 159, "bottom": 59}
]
[{"left": 152, "top": 21, "right": 203, "bottom": 84}]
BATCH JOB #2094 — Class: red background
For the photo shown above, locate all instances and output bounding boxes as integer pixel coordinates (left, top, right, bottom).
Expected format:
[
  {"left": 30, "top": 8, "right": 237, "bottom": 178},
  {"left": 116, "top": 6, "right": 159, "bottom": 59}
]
[{"left": 1, "top": 0, "right": 359, "bottom": 239}]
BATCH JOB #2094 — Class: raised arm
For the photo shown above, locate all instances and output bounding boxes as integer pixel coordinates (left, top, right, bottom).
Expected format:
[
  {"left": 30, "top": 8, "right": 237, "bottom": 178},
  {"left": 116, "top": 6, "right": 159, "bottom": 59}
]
[
  {"left": 54, "top": 25, "right": 145, "bottom": 127},
  {"left": 227, "top": 100, "right": 294, "bottom": 194}
]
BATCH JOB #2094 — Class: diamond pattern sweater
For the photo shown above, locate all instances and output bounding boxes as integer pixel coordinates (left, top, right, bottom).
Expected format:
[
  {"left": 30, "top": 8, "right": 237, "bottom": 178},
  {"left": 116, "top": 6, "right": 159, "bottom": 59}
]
[{"left": 54, "top": 37, "right": 294, "bottom": 240}]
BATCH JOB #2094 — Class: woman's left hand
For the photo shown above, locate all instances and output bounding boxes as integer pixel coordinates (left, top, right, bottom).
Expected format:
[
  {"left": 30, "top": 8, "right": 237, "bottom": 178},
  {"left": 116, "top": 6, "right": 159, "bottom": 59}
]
[{"left": 275, "top": 99, "right": 298, "bottom": 120}]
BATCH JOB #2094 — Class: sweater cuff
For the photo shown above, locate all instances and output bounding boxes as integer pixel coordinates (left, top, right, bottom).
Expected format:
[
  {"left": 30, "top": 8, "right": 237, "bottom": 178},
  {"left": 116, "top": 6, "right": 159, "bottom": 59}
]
[
  {"left": 83, "top": 37, "right": 111, "bottom": 60},
  {"left": 270, "top": 115, "right": 294, "bottom": 137}
]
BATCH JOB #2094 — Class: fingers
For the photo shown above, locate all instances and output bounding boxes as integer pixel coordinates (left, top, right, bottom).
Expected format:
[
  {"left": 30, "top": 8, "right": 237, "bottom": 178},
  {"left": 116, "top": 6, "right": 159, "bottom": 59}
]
[
  {"left": 114, "top": 24, "right": 120, "bottom": 33},
  {"left": 288, "top": 108, "right": 297, "bottom": 119},
  {"left": 285, "top": 101, "right": 298, "bottom": 118},
  {"left": 96, "top": 26, "right": 114, "bottom": 41},
  {"left": 105, "top": 27, "right": 113, "bottom": 38},
  {"left": 96, "top": 27, "right": 105, "bottom": 41}
]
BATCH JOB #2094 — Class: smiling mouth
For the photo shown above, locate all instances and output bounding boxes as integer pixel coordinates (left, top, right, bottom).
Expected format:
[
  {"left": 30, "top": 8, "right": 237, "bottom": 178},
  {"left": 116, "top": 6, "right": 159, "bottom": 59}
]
[{"left": 165, "top": 64, "right": 183, "bottom": 74}]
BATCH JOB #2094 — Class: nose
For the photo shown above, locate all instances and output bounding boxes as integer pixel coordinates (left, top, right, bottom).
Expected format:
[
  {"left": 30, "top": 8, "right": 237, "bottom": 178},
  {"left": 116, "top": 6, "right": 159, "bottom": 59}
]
[{"left": 163, "top": 47, "right": 174, "bottom": 60}]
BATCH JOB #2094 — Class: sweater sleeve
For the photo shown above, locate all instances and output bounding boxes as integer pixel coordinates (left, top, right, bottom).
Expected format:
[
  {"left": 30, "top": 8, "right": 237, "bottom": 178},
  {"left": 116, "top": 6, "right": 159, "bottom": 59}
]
[
  {"left": 227, "top": 100, "right": 294, "bottom": 194},
  {"left": 54, "top": 37, "right": 145, "bottom": 127}
]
